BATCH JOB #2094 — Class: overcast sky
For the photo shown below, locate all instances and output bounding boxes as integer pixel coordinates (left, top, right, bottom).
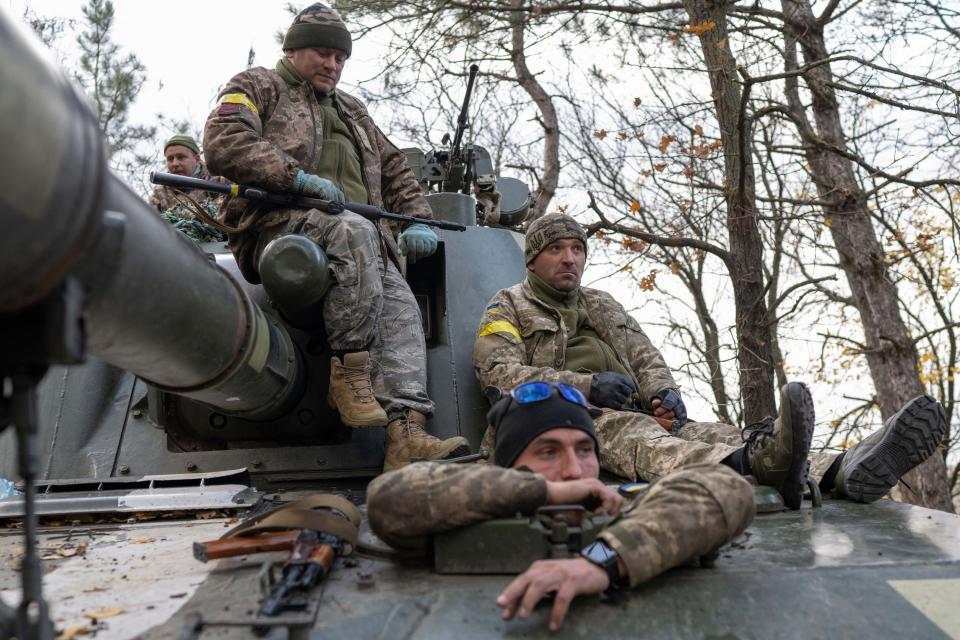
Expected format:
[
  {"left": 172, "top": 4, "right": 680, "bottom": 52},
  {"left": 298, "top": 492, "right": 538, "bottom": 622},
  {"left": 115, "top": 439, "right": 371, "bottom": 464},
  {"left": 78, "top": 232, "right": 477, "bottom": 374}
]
[{"left": 4, "top": 1, "right": 392, "bottom": 142}]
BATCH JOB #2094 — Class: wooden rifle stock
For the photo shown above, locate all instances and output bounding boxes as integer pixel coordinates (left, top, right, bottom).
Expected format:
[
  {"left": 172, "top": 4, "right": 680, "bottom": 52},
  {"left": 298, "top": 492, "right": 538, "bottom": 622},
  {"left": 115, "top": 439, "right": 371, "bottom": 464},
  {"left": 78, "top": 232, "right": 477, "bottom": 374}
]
[{"left": 193, "top": 530, "right": 300, "bottom": 563}]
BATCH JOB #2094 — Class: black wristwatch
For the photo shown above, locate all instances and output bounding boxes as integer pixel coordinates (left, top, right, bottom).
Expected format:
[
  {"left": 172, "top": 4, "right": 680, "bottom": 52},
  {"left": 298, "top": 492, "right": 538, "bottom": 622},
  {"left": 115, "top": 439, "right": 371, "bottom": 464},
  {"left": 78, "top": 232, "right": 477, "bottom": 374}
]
[{"left": 580, "top": 538, "right": 623, "bottom": 588}]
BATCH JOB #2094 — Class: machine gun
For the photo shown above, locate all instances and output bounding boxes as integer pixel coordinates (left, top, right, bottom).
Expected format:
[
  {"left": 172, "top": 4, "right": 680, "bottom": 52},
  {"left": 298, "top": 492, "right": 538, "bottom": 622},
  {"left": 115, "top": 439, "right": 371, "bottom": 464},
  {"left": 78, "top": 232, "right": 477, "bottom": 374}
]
[
  {"left": 405, "top": 65, "right": 534, "bottom": 228},
  {"left": 440, "top": 63, "right": 479, "bottom": 195}
]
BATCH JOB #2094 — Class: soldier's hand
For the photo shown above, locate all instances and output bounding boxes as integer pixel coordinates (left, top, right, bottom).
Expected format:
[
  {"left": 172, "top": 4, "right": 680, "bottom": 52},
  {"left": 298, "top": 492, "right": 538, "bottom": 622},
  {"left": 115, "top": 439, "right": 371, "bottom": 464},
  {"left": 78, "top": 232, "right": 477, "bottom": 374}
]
[
  {"left": 589, "top": 372, "right": 636, "bottom": 409},
  {"left": 295, "top": 170, "right": 345, "bottom": 203},
  {"left": 545, "top": 478, "right": 622, "bottom": 516},
  {"left": 652, "top": 388, "right": 688, "bottom": 427},
  {"left": 496, "top": 558, "right": 609, "bottom": 631},
  {"left": 398, "top": 223, "right": 437, "bottom": 263}
]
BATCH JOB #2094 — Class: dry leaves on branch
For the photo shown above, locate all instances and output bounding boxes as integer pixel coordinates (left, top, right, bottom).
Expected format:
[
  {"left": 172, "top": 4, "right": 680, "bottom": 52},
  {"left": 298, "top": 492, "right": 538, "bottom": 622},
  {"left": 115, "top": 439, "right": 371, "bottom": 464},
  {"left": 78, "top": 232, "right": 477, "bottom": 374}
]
[
  {"left": 594, "top": 129, "right": 607, "bottom": 140},
  {"left": 683, "top": 21, "right": 716, "bottom": 36},
  {"left": 639, "top": 270, "right": 659, "bottom": 291},
  {"left": 659, "top": 135, "right": 675, "bottom": 153}
]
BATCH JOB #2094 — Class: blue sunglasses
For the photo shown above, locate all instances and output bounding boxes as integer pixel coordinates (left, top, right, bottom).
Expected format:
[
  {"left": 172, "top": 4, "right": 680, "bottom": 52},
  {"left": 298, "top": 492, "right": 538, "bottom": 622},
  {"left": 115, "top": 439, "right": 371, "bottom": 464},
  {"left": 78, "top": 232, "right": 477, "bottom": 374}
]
[{"left": 510, "top": 381, "right": 589, "bottom": 409}]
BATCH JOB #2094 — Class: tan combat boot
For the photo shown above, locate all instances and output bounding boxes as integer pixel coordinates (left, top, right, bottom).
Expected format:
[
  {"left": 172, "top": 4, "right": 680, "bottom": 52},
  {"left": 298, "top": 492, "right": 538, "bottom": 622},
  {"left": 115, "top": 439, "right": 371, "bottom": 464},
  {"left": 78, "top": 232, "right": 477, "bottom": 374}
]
[
  {"left": 328, "top": 352, "right": 388, "bottom": 428},
  {"left": 383, "top": 410, "right": 471, "bottom": 471}
]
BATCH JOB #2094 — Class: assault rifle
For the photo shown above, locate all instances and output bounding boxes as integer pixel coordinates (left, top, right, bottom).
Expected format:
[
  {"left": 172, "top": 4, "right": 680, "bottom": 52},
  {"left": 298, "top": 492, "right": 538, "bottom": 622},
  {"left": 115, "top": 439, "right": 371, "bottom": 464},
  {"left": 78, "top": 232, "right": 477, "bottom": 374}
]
[
  {"left": 257, "top": 528, "right": 340, "bottom": 618},
  {"left": 149, "top": 171, "right": 467, "bottom": 232},
  {"left": 191, "top": 495, "right": 361, "bottom": 631}
]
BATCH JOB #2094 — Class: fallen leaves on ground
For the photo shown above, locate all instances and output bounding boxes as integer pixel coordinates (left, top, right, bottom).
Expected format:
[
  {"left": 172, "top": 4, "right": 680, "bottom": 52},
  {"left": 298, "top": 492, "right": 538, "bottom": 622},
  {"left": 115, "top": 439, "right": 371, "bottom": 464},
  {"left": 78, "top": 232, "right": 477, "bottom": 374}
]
[{"left": 83, "top": 608, "right": 124, "bottom": 621}]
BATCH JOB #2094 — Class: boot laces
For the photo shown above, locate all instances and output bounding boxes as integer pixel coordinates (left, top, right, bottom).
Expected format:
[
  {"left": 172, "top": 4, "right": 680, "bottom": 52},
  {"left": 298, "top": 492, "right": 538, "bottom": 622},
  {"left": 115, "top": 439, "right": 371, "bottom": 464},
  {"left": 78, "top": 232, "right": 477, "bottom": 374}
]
[
  {"left": 742, "top": 417, "right": 775, "bottom": 453},
  {"left": 342, "top": 364, "right": 376, "bottom": 400},
  {"left": 399, "top": 419, "right": 430, "bottom": 439}
]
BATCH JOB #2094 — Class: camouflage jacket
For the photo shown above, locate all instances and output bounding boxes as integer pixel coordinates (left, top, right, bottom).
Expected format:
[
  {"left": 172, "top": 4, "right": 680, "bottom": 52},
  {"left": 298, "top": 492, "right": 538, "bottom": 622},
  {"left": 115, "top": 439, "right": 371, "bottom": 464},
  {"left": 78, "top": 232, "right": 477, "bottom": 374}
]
[
  {"left": 148, "top": 163, "right": 220, "bottom": 212},
  {"left": 203, "top": 66, "right": 431, "bottom": 282},
  {"left": 473, "top": 277, "right": 677, "bottom": 408},
  {"left": 367, "top": 462, "right": 754, "bottom": 588}
]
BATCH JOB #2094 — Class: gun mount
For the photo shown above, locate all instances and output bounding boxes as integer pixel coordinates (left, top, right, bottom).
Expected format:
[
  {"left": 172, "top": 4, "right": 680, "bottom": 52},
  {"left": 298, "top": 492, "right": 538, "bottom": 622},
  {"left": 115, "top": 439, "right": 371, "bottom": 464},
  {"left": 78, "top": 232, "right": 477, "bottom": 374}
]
[{"left": 404, "top": 64, "right": 534, "bottom": 229}]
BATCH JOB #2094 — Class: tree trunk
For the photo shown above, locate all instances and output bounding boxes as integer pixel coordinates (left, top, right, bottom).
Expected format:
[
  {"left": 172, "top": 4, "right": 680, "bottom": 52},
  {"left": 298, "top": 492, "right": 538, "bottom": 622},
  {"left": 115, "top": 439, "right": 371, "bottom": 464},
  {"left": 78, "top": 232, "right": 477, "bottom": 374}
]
[
  {"left": 682, "top": 0, "right": 777, "bottom": 424},
  {"left": 509, "top": 0, "right": 559, "bottom": 219},
  {"left": 780, "top": 0, "right": 953, "bottom": 512}
]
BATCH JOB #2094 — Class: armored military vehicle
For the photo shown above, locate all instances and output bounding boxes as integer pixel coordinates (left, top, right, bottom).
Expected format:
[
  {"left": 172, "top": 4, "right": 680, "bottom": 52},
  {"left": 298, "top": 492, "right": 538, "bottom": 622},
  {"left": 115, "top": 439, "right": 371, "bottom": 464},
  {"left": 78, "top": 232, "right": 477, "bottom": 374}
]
[{"left": 1, "top": 10, "right": 958, "bottom": 640}]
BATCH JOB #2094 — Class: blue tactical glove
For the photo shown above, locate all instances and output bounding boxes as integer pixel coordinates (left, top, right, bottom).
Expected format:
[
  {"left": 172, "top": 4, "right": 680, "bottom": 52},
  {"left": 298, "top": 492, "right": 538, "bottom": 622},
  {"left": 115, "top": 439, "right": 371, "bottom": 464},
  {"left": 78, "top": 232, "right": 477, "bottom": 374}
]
[
  {"left": 398, "top": 223, "right": 437, "bottom": 263},
  {"left": 654, "top": 388, "right": 688, "bottom": 429},
  {"left": 295, "top": 170, "right": 345, "bottom": 203},
  {"left": 589, "top": 372, "right": 637, "bottom": 409}
]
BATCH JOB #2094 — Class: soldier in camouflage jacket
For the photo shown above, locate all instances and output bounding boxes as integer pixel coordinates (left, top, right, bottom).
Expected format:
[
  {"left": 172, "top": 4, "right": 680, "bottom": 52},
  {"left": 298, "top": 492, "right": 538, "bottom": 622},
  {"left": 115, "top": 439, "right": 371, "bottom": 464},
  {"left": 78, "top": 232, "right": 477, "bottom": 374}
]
[
  {"left": 368, "top": 382, "right": 755, "bottom": 631},
  {"left": 149, "top": 135, "right": 222, "bottom": 213},
  {"left": 473, "top": 214, "right": 757, "bottom": 484},
  {"left": 203, "top": 3, "right": 468, "bottom": 468}
]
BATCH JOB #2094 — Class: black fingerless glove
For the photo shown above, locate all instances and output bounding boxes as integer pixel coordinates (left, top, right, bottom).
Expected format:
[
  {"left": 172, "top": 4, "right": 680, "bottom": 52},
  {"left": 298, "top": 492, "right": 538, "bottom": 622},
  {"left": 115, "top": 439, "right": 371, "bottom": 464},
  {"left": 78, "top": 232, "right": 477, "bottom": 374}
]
[{"left": 655, "top": 388, "right": 688, "bottom": 428}]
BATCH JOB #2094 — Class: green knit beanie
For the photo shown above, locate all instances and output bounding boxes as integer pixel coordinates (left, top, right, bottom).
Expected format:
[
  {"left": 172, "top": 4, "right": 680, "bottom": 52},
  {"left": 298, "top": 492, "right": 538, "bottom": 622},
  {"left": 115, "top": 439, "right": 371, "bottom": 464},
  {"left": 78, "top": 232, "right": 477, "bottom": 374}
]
[
  {"left": 282, "top": 3, "right": 352, "bottom": 57},
  {"left": 163, "top": 135, "right": 200, "bottom": 155}
]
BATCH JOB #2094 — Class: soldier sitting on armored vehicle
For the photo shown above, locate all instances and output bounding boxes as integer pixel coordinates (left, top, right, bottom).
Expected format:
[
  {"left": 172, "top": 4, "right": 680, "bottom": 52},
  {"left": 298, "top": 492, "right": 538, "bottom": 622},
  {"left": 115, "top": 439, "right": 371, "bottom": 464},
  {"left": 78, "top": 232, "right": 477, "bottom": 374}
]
[
  {"left": 149, "top": 135, "right": 218, "bottom": 211},
  {"left": 202, "top": 3, "right": 468, "bottom": 469},
  {"left": 367, "top": 381, "right": 756, "bottom": 631},
  {"left": 474, "top": 214, "right": 948, "bottom": 508},
  {"left": 148, "top": 134, "right": 227, "bottom": 243}
]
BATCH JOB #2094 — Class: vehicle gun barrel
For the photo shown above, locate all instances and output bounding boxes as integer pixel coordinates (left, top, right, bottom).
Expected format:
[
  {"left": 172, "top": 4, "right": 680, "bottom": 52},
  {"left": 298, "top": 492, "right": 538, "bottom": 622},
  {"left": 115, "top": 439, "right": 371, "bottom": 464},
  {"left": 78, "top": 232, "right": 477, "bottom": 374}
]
[{"left": 0, "top": 13, "right": 301, "bottom": 420}]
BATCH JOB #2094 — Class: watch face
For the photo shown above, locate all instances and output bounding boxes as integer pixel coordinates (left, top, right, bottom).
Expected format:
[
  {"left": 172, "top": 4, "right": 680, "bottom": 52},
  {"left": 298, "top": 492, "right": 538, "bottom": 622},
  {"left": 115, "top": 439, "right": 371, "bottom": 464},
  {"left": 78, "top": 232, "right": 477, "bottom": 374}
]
[{"left": 583, "top": 539, "right": 617, "bottom": 565}]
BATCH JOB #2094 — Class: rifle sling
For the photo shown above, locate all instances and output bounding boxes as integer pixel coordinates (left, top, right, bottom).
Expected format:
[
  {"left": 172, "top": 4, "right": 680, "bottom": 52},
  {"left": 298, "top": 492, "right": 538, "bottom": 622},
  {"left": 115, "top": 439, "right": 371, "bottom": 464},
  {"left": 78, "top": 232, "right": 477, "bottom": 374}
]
[{"left": 221, "top": 494, "right": 361, "bottom": 549}]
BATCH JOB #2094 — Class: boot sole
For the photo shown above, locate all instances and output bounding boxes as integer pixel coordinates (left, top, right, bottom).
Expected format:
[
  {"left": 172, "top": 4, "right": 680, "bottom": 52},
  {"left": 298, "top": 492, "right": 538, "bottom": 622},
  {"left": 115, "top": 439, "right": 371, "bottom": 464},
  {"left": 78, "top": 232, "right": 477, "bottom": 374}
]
[
  {"left": 844, "top": 395, "right": 946, "bottom": 503},
  {"left": 383, "top": 438, "right": 472, "bottom": 472},
  {"left": 440, "top": 439, "right": 472, "bottom": 460},
  {"left": 779, "top": 382, "right": 815, "bottom": 510},
  {"left": 340, "top": 413, "right": 389, "bottom": 428}
]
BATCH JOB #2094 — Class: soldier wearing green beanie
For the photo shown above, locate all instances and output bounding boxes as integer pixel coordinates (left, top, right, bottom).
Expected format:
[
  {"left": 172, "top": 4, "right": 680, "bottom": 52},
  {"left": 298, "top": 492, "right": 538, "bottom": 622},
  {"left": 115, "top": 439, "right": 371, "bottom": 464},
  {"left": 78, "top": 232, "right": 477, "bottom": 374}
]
[
  {"left": 149, "top": 135, "right": 224, "bottom": 240},
  {"left": 204, "top": 3, "right": 467, "bottom": 470}
]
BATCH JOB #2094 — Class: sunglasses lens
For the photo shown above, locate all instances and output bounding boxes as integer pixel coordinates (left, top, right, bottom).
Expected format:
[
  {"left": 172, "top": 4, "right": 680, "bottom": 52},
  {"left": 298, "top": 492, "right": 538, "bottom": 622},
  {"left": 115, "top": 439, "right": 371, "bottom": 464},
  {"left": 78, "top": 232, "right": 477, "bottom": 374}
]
[
  {"left": 513, "top": 381, "right": 551, "bottom": 404},
  {"left": 558, "top": 384, "right": 587, "bottom": 406}
]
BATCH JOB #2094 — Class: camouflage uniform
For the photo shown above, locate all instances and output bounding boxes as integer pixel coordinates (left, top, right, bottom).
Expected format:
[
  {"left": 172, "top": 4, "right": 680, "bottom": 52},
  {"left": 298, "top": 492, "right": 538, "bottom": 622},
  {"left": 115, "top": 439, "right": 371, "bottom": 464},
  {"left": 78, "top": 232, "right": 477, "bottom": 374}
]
[
  {"left": 367, "top": 461, "right": 755, "bottom": 587},
  {"left": 149, "top": 163, "right": 220, "bottom": 212},
  {"left": 474, "top": 278, "right": 748, "bottom": 481},
  {"left": 203, "top": 63, "right": 432, "bottom": 418}
]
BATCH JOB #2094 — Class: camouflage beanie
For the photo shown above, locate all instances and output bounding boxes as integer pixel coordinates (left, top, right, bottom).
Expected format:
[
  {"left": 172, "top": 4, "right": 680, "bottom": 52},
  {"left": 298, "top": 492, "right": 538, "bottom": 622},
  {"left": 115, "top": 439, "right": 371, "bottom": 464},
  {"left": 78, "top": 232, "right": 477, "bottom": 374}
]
[
  {"left": 524, "top": 214, "right": 588, "bottom": 264},
  {"left": 163, "top": 135, "right": 200, "bottom": 155},
  {"left": 282, "top": 3, "right": 352, "bottom": 57}
]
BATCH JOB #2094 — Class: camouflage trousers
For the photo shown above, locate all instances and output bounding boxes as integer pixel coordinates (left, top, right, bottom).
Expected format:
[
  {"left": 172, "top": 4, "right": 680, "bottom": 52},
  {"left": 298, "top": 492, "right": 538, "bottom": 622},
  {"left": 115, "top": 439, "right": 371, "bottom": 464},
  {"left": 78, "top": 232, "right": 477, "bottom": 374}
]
[
  {"left": 595, "top": 411, "right": 839, "bottom": 483},
  {"left": 257, "top": 208, "right": 432, "bottom": 420}
]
